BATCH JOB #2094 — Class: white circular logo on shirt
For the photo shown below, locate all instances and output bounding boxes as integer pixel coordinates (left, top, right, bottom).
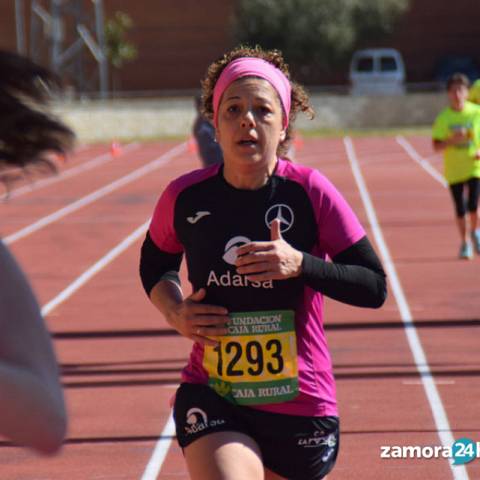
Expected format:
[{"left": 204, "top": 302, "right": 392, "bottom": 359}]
[
  {"left": 265, "top": 204, "right": 294, "bottom": 233},
  {"left": 222, "top": 236, "right": 251, "bottom": 265}
]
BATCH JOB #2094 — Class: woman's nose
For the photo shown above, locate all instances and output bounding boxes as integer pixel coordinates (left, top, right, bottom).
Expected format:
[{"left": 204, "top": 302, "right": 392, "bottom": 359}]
[{"left": 241, "top": 110, "right": 255, "bottom": 128}]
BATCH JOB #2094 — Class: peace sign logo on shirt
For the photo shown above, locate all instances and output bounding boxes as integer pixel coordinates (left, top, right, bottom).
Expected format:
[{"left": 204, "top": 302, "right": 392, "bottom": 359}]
[{"left": 265, "top": 204, "right": 294, "bottom": 233}]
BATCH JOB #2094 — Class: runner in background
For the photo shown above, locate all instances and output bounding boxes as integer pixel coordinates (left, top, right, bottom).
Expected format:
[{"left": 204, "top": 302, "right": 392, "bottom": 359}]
[
  {"left": 468, "top": 78, "right": 480, "bottom": 105},
  {"left": 0, "top": 50, "right": 74, "bottom": 453},
  {"left": 432, "top": 73, "right": 480, "bottom": 259},
  {"left": 140, "top": 46, "right": 387, "bottom": 479},
  {"left": 192, "top": 94, "right": 223, "bottom": 167}
]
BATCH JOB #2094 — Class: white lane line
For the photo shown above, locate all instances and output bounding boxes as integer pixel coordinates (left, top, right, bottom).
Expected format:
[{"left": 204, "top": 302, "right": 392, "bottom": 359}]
[
  {"left": 396, "top": 136, "right": 447, "bottom": 187},
  {"left": 0, "top": 143, "right": 140, "bottom": 201},
  {"left": 343, "top": 136, "right": 469, "bottom": 480},
  {"left": 41, "top": 219, "right": 149, "bottom": 316},
  {"left": 4, "top": 142, "right": 186, "bottom": 245},
  {"left": 40, "top": 218, "right": 177, "bottom": 477},
  {"left": 140, "top": 412, "right": 176, "bottom": 480},
  {"left": 403, "top": 380, "right": 456, "bottom": 385}
]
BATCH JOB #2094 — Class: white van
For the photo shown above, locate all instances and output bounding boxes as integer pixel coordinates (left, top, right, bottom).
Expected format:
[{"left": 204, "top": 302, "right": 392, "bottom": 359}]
[{"left": 349, "top": 48, "right": 406, "bottom": 95}]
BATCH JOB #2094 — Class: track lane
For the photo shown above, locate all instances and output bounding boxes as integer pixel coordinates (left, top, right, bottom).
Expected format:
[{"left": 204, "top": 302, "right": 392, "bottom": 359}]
[
  {"left": 348, "top": 135, "right": 480, "bottom": 479},
  {"left": 0, "top": 143, "right": 116, "bottom": 202},
  {"left": 296, "top": 138, "right": 456, "bottom": 479},
  {"left": 157, "top": 137, "right": 465, "bottom": 479},
  {"left": 8, "top": 145, "right": 192, "bottom": 307},
  {"left": 0, "top": 142, "right": 173, "bottom": 239},
  {"left": 0, "top": 144, "right": 199, "bottom": 479},
  {"left": 1, "top": 137, "right": 477, "bottom": 479}
]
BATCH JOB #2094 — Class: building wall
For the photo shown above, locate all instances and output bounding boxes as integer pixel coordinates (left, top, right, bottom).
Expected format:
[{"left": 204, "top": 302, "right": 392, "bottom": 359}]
[
  {"left": 0, "top": 0, "right": 236, "bottom": 92},
  {"left": 103, "top": 0, "right": 236, "bottom": 91},
  {"left": 56, "top": 92, "right": 446, "bottom": 143},
  {"left": 383, "top": 0, "right": 480, "bottom": 83},
  {"left": 1, "top": 0, "right": 479, "bottom": 91},
  {"left": 0, "top": 2, "right": 18, "bottom": 52}
]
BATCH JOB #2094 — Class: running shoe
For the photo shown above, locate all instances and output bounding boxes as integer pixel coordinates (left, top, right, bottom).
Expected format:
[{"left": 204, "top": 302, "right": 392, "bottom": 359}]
[
  {"left": 459, "top": 242, "right": 473, "bottom": 260},
  {"left": 471, "top": 230, "right": 480, "bottom": 254}
]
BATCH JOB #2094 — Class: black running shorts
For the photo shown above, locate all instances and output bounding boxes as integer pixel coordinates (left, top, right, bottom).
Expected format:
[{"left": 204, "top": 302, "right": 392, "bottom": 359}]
[{"left": 173, "top": 382, "right": 339, "bottom": 480}]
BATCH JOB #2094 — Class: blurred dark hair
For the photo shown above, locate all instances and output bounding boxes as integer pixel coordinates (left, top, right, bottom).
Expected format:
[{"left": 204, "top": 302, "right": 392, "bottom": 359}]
[
  {"left": 446, "top": 72, "right": 470, "bottom": 90},
  {"left": 0, "top": 50, "right": 75, "bottom": 184}
]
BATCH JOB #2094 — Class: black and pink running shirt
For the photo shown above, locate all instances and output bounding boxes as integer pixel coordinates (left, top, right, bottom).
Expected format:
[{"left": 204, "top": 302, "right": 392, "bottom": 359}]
[{"left": 147, "top": 158, "right": 365, "bottom": 416}]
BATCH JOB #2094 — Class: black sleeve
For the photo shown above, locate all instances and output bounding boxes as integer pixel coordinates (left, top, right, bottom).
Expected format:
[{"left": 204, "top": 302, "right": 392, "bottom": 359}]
[
  {"left": 301, "top": 236, "right": 387, "bottom": 308},
  {"left": 139, "top": 231, "right": 183, "bottom": 296}
]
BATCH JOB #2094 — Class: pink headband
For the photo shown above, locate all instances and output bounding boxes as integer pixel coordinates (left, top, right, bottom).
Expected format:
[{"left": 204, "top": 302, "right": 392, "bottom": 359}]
[{"left": 213, "top": 57, "right": 292, "bottom": 128}]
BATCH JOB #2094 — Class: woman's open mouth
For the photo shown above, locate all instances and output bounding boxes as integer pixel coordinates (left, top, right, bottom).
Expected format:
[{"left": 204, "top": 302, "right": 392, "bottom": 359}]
[{"left": 238, "top": 138, "right": 258, "bottom": 148}]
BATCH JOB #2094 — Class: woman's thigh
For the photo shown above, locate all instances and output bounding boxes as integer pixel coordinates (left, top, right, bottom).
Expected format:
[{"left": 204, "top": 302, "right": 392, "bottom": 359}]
[{"left": 185, "top": 431, "right": 264, "bottom": 480}]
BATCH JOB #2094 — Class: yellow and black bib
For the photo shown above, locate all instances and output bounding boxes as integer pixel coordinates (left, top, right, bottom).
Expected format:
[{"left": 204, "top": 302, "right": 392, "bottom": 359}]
[{"left": 203, "top": 310, "right": 299, "bottom": 405}]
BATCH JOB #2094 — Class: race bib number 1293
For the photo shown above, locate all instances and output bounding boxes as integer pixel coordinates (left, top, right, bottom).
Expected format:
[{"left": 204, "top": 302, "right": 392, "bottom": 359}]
[{"left": 202, "top": 310, "right": 299, "bottom": 405}]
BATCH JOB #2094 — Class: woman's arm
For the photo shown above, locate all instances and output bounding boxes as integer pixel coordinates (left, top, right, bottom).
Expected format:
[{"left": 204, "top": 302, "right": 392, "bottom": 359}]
[
  {"left": 236, "top": 221, "right": 387, "bottom": 308},
  {"left": 301, "top": 236, "right": 387, "bottom": 308},
  {"left": 140, "top": 233, "right": 229, "bottom": 346},
  {"left": 0, "top": 241, "right": 67, "bottom": 454}
]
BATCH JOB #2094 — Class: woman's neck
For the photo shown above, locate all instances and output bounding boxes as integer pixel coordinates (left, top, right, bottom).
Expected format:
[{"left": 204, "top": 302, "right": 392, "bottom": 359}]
[{"left": 223, "top": 158, "right": 277, "bottom": 190}]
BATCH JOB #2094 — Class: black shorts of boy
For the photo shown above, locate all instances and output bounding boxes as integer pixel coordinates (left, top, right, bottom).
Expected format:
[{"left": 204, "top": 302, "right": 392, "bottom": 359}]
[
  {"left": 449, "top": 177, "right": 480, "bottom": 217},
  {"left": 173, "top": 383, "right": 340, "bottom": 480}
]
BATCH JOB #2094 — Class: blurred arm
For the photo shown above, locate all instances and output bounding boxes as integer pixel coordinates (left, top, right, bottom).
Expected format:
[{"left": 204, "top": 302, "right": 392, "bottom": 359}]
[{"left": 0, "top": 241, "right": 67, "bottom": 454}]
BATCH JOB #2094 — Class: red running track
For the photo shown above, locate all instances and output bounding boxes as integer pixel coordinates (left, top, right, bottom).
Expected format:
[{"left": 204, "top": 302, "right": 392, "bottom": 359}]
[{"left": 0, "top": 136, "right": 478, "bottom": 479}]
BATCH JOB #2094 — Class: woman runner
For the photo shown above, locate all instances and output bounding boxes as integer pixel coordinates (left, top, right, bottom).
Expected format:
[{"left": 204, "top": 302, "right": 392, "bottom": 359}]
[{"left": 140, "top": 46, "right": 387, "bottom": 480}]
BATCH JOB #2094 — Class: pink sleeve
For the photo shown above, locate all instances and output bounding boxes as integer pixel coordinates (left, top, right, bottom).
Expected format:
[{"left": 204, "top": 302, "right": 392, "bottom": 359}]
[
  {"left": 148, "top": 165, "right": 221, "bottom": 254},
  {"left": 309, "top": 169, "right": 365, "bottom": 257},
  {"left": 149, "top": 182, "right": 184, "bottom": 254}
]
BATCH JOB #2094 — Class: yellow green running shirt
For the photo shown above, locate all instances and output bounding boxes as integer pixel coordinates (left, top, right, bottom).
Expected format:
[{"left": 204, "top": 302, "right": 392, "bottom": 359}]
[
  {"left": 432, "top": 101, "right": 480, "bottom": 184},
  {"left": 468, "top": 79, "right": 480, "bottom": 105}
]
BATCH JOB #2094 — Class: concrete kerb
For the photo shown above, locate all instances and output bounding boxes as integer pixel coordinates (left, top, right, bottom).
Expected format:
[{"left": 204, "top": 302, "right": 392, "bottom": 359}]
[{"left": 54, "top": 92, "right": 447, "bottom": 143}]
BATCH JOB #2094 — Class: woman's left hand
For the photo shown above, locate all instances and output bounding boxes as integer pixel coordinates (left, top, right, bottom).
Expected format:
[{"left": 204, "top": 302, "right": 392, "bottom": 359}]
[{"left": 235, "top": 219, "right": 303, "bottom": 281}]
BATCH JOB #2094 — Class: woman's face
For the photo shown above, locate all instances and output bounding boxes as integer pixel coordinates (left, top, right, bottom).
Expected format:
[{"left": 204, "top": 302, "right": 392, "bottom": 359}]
[{"left": 215, "top": 77, "right": 286, "bottom": 171}]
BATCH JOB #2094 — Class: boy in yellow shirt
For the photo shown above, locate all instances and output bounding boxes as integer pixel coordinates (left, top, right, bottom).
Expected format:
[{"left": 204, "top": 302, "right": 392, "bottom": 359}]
[
  {"left": 468, "top": 78, "right": 480, "bottom": 105},
  {"left": 432, "top": 73, "right": 480, "bottom": 259}
]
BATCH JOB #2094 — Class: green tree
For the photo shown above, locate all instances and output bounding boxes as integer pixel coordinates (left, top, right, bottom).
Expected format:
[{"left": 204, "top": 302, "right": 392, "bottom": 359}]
[
  {"left": 234, "top": 0, "right": 410, "bottom": 83},
  {"left": 104, "top": 11, "right": 138, "bottom": 91},
  {"left": 352, "top": 0, "right": 410, "bottom": 43}
]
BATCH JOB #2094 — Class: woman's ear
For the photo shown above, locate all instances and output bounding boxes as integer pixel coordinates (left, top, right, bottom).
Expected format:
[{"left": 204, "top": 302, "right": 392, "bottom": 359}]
[{"left": 279, "top": 129, "right": 287, "bottom": 143}]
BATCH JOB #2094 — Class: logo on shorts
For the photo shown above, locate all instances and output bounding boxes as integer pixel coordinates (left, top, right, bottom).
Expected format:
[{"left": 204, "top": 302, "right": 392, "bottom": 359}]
[
  {"left": 184, "top": 407, "right": 226, "bottom": 436},
  {"left": 297, "top": 431, "right": 337, "bottom": 449}
]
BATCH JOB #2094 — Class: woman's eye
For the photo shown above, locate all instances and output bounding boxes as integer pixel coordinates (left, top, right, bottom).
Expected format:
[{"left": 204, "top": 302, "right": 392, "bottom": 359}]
[
  {"left": 259, "top": 106, "right": 272, "bottom": 115},
  {"left": 227, "top": 105, "right": 239, "bottom": 113}
]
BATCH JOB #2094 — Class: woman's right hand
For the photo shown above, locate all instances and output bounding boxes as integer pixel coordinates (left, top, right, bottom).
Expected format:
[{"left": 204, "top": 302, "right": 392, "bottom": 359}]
[{"left": 165, "top": 288, "right": 230, "bottom": 346}]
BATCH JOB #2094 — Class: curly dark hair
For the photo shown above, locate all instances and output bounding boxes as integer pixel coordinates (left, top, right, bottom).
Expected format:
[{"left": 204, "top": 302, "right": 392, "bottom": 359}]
[
  {"left": 0, "top": 50, "right": 75, "bottom": 188},
  {"left": 200, "top": 45, "right": 314, "bottom": 156}
]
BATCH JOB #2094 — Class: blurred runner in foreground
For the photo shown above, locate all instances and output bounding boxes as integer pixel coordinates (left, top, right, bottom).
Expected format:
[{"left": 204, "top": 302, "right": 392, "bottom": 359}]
[{"left": 0, "top": 50, "right": 74, "bottom": 453}]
